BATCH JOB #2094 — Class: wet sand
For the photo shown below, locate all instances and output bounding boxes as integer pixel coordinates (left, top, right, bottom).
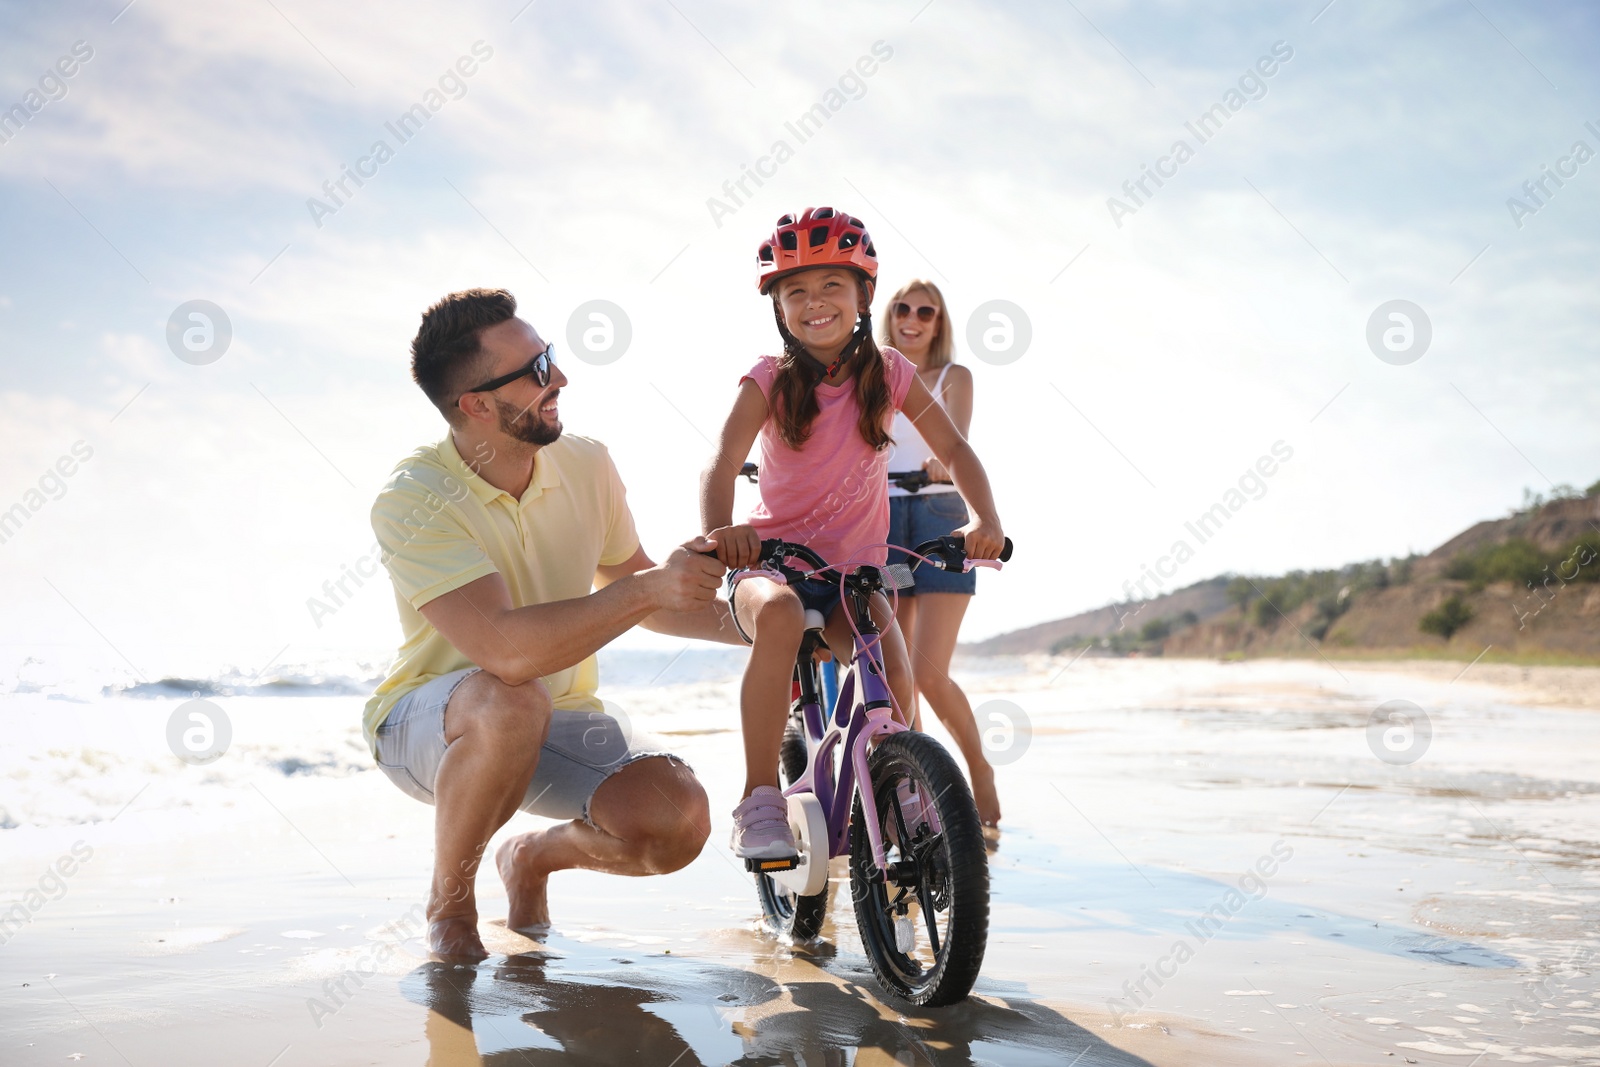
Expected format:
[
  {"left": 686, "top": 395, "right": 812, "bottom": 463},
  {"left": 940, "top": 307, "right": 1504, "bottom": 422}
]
[
  {"left": 3, "top": 658, "right": 1598, "bottom": 1065},
  {"left": 1338, "top": 658, "right": 1600, "bottom": 710}
]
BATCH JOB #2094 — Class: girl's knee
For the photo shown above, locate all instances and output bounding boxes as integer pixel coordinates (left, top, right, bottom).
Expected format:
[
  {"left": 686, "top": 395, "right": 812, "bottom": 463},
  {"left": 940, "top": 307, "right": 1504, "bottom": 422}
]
[{"left": 751, "top": 592, "right": 804, "bottom": 639}]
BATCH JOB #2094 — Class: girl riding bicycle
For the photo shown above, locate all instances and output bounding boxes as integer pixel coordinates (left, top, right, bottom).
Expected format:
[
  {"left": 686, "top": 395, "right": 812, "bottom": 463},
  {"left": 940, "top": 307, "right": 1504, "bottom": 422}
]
[{"left": 700, "top": 206, "right": 1005, "bottom": 862}]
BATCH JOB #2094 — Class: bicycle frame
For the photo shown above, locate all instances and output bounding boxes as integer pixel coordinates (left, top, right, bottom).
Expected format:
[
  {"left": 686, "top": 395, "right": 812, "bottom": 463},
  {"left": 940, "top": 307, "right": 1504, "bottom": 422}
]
[
  {"left": 729, "top": 535, "right": 1009, "bottom": 874},
  {"left": 783, "top": 592, "right": 907, "bottom": 872},
  {"left": 732, "top": 531, "right": 1009, "bottom": 1006}
]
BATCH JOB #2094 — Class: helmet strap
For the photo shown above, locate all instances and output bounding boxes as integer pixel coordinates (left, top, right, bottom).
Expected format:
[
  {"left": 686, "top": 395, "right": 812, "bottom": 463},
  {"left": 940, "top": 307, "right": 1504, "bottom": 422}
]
[{"left": 801, "top": 312, "right": 869, "bottom": 381}]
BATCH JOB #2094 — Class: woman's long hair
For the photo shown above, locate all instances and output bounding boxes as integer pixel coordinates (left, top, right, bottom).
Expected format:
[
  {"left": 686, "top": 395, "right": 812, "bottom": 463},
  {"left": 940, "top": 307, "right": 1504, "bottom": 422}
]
[
  {"left": 878, "top": 278, "right": 953, "bottom": 369},
  {"left": 767, "top": 274, "right": 893, "bottom": 452}
]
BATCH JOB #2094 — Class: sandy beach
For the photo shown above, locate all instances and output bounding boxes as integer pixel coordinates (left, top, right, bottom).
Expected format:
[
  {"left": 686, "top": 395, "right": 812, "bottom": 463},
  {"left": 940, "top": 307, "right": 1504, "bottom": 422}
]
[
  {"left": 4, "top": 655, "right": 1598, "bottom": 1066},
  {"left": 1338, "top": 659, "right": 1600, "bottom": 711}
]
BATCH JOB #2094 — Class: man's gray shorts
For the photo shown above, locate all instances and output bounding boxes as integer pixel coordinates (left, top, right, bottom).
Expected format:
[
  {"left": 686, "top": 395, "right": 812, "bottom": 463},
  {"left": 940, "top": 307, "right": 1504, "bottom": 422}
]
[{"left": 374, "top": 667, "right": 681, "bottom": 827}]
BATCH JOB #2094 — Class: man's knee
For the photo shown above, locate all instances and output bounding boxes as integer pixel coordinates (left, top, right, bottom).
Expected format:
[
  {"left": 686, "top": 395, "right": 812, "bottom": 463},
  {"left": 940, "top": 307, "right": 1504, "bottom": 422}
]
[
  {"left": 447, "top": 671, "right": 552, "bottom": 749},
  {"left": 646, "top": 776, "right": 711, "bottom": 872},
  {"left": 593, "top": 760, "right": 710, "bottom": 873}
]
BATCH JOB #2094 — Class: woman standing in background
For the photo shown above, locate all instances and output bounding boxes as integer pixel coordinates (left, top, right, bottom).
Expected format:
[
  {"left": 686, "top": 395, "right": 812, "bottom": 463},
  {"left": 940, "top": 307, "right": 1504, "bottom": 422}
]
[{"left": 882, "top": 279, "right": 1001, "bottom": 827}]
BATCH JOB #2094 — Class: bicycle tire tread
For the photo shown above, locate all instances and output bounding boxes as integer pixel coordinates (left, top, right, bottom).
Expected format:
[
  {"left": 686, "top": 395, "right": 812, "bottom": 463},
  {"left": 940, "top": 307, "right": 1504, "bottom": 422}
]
[{"left": 850, "top": 731, "right": 989, "bottom": 1007}]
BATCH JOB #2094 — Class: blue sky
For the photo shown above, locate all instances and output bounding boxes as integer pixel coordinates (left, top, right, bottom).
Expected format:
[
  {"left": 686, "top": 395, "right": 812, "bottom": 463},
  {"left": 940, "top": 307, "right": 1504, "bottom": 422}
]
[{"left": 1, "top": 0, "right": 1596, "bottom": 681}]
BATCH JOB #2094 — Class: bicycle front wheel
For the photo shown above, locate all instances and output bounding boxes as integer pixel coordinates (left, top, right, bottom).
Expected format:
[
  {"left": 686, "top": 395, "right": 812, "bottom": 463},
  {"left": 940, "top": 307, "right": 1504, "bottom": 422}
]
[{"left": 849, "top": 731, "right": 989, "bottom": 1007}]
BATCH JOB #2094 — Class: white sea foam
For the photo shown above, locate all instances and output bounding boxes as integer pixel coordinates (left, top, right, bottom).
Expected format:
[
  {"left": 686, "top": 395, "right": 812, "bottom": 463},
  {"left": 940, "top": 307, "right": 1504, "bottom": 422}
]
[{"left": 0, "top": 647, "right": 754, "bottom": 832}]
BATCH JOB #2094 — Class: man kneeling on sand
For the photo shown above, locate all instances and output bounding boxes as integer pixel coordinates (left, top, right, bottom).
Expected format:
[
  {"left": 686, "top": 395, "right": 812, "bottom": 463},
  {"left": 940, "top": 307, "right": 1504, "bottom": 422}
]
[{"left": 363, "top": 287, "right": 739, "bottom": 959}]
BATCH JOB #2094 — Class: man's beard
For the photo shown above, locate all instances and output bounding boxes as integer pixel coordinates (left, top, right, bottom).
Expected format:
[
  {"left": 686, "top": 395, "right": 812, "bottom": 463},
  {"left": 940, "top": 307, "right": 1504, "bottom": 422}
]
[{"left": 495, "top": 394, "right": 562, "bottom": 446}]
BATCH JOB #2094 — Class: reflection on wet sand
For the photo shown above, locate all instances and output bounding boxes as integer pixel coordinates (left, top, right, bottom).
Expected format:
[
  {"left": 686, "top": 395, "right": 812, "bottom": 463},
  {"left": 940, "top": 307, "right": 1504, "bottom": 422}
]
[{"left": 402, "top": 938, "right": 1156, "bottom": 1066}]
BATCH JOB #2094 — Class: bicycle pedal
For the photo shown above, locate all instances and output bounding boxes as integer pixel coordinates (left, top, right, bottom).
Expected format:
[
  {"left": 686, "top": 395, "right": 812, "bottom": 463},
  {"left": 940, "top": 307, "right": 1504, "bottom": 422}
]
[{"left": 745, "top": 855, "right": 801, "bottom": 874}]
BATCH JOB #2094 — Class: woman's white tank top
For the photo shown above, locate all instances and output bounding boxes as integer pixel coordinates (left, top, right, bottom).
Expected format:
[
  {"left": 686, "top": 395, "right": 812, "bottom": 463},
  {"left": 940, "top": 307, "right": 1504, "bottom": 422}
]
[{"left": 888, "top": 363, "right": 958, "bottom": 497}]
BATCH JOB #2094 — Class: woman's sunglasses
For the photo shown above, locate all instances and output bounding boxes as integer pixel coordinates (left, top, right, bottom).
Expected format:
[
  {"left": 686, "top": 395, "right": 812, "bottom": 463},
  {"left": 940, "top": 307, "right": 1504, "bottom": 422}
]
[
  {"left": 465, "top": 344, "right": 556, "bottom": 394},
  {"left": 892, "top": 302, "right": 938, "bottom": 322}
]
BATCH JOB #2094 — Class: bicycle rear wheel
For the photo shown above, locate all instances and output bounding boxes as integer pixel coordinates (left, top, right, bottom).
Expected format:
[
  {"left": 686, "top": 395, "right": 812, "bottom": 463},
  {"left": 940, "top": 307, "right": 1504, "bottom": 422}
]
[
  {"left": 779, "top": 714, "right": 808, "bottom": 789},
  {"left": 755, "top": 716, "right": 829, "bottom": 939},
  {"left": 849, "top": 731, "right": 989, "bottom": 1007}
]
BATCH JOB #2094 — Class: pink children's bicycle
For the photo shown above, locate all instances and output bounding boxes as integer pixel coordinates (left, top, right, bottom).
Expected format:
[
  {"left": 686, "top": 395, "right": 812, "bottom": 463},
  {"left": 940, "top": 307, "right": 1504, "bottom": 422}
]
[{"left": 728, "top": 534, "right": 1012, "bottom": 1007}]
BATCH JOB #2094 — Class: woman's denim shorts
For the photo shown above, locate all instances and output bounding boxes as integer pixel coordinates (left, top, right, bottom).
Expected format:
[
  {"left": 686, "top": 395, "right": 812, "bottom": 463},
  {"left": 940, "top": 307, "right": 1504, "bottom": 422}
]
[{"left": 887, "top": 492, "right": 977, "bottom": 596}]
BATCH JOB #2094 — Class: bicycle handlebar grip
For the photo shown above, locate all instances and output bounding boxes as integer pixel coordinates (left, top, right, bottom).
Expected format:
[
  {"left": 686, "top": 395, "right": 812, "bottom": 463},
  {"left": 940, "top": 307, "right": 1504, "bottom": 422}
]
[{"left": 928, "top": 534, "right": 1014, "bottom": 567}]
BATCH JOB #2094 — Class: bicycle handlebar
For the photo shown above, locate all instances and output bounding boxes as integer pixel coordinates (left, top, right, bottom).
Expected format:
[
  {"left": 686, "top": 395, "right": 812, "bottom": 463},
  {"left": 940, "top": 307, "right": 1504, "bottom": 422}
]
[
  {"left": 704, "top": 534, "right": 1015, "bottom": 575},
  {"left": 755, "top": 538, "right": 829, "bottom": 571},
  {"left": 888, "top": 470, "right": 938, "bottom": 493},
  {"left": 750, "top": 535, "right": 1014, "bottom": 574},
  {"left": 695, "top": 538, "right": 829, "bottom": 573},
  {"left": 742, "top": 463, "right": 948, "bottom": 496},
  {"left": 912, "top": 535, "right": 1014, "bottom": 572}
]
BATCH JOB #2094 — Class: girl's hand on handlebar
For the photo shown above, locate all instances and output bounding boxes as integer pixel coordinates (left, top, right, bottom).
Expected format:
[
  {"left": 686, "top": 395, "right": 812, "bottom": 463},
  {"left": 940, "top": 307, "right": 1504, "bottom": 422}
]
[
  {"left": 706, "top": 524, "right": 762, "bottom": 570},
  {"left": 958, "top": 517, "right": 1005, "bottom": 560},
  {"left": 923, "top": 457, "right": 951, "bottom": 484}
]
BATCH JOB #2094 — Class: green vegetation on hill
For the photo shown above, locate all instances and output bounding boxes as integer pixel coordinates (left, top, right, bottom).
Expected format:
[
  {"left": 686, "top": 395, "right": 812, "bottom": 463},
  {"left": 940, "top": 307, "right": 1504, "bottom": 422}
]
[
  {"left": 1513, "top": 482, "right": 1597, "bottom": 515},
  {"left": 1225, "top": 557, "right": 1416, "bottom": 640},
  {"left": 1445, "top": 535, "right": 1600, "bottom": 592},
  {"left": 1419, "top": 594, "right": 1474, "bottom": 640},
  {"left": 1049, "top": 609, "right": 1200, "bottom": 657},
  {"left": 982, "top": 480, "right": 1600, "bottom": 663}
]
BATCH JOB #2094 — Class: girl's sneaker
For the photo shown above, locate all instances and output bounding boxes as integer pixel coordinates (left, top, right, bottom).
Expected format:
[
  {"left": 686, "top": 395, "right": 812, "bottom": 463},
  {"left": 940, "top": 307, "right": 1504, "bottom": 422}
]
[{"left": 731, "top": 786, "right": 798, "bottom": 861}]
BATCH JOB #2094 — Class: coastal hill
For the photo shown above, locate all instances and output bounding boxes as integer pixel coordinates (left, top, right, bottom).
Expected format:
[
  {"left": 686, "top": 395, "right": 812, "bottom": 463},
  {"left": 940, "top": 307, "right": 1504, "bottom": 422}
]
[
  {"left": 967, "top": 483, "right": 1600, "bottom": 662},
  {"left": 964, "top": 577, "right": 1234, "bottom": 657}
]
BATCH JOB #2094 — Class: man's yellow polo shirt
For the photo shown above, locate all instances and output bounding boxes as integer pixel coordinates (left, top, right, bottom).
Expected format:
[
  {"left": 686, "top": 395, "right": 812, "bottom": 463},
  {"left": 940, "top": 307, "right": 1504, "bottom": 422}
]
[{"left": 361, "top": 432, "right": 640, "bottom": 754}]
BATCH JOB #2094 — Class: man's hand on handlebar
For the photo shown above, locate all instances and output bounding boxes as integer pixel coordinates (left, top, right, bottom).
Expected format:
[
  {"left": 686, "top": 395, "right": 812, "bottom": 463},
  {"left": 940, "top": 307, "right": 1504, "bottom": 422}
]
[
  {"left": 705, "top": 524, "right": 763, "bottom": 570},
  {"left": 957, "top": 517, "right": 1006, "bottom": 561},
  {"left": 654, "top": 536, "right": 727, "bottom": 612}
]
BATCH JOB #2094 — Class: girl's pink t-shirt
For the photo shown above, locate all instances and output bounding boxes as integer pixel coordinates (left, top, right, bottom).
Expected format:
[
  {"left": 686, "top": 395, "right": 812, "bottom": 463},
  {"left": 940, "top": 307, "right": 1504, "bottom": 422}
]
[{"left": 742, "top": 347, "right": 917, "bottom": 567}]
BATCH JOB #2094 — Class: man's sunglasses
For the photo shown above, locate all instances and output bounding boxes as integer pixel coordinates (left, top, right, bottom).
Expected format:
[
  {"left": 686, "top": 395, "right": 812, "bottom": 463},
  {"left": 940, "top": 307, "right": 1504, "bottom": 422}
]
[
  {"left": 465, "top": 344, "right": 556, "bottom": 394},
  {"left": 892, "top": 302, "right": 938, "bottom": 322}
]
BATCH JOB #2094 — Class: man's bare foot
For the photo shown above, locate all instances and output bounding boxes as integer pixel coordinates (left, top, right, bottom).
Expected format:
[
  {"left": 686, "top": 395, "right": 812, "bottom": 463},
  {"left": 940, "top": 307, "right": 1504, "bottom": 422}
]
[
  {"left": 496, "top": 831, "right": 553, "bottom": 934},
  {"left": 970, "top": 767, "right": 1002, "bottom": 827},
  {"left": 429, "top": 915, "right": 488, "bottom": 962}
]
